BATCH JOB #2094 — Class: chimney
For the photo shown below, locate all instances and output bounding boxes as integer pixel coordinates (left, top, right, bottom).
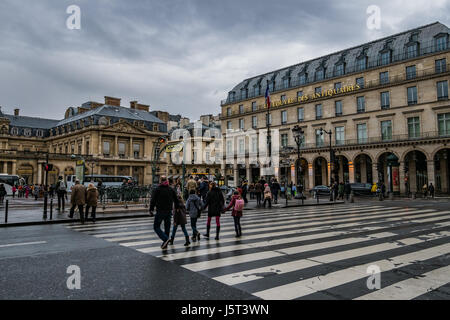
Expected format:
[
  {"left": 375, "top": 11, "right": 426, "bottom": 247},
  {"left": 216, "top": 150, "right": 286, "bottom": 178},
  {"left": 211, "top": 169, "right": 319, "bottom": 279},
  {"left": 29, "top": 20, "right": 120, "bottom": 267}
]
[
  {"left": 136, "top": 103, "right": 150, "bottom": 112},
  {"left": 14, "top": 108, "right": 20, "bottom": 116},
  {"left": 130, "top": 101, "right": 138, "bottom": 109},
  {"left": 104, "top": 96, "right": 121, "bottom": 106}
]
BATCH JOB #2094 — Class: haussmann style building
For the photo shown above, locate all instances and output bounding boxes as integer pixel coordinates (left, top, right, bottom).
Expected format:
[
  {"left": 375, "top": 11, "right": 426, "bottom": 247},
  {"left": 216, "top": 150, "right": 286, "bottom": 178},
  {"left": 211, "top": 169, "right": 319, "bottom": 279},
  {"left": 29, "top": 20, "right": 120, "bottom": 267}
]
[{"left": 220, "top": 21, "right": 450, "bottom": 195}]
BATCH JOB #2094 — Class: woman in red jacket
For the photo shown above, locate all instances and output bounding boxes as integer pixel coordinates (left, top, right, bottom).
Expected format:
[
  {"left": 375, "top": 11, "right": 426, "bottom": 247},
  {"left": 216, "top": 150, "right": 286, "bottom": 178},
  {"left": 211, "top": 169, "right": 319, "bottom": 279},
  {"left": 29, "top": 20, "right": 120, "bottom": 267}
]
[{"left": 225, "top": 191, "right": 244, "bottom": 237}]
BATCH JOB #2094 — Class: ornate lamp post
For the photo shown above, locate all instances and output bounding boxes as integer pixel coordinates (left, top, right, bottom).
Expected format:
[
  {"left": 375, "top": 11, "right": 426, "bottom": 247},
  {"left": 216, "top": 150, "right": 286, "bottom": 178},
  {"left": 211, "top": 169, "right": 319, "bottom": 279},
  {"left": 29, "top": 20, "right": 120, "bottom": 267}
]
[
  {"left": 292, "top": 125, "right": 305, "bottom": 198},
  {"left": 320, "top": 127, "right": 337, "bottom": 184}
]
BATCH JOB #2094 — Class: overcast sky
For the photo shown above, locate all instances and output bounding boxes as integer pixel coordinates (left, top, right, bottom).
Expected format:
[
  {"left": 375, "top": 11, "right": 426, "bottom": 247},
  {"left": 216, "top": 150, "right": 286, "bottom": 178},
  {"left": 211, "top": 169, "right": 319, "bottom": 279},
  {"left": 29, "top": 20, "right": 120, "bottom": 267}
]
[{"left": 0, "top": 0, "right": 449, "bottom": 120}]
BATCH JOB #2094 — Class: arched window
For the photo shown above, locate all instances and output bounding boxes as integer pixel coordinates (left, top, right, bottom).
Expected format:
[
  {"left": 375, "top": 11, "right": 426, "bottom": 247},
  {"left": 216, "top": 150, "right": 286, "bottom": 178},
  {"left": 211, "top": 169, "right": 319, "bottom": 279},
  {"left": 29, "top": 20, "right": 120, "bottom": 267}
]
[
  {"left": 11, "top": 127, "right": 19, "bottom": 136},
  {"left": 36, "top": 129, "right": 44, "bottom": 137},
  {"left": 24, "top": 128, "right": 32, "bottom": 137}
]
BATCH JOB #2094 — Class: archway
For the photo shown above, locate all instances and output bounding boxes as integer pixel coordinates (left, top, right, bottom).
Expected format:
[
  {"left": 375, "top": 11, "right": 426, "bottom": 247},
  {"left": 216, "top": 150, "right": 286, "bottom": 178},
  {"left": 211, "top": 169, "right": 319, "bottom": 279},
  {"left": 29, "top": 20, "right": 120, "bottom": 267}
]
[
  {"left": 377, "top": 152, "right": 400, "bottom": 194},
  {"left": 434, "top": 148, "right": 450, "bottom": 194},
  {"left": 404, "top": 150, "right": 428, "bottom": 193},
  {"left": 17, "top": 164, "right": 34, "bottom": 184},
  {"left": 314, "top": 157, "right": 328, "bottom": 186},
  {"left": 355, "top": 154, "right": 373, "bottom": 184}
]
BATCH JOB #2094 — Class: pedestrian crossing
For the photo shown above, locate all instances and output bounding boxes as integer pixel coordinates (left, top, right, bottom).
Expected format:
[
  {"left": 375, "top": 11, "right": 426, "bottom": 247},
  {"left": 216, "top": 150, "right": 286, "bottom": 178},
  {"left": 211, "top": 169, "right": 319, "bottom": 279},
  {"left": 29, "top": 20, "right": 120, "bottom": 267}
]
[{"left": 66, "top": 204, "right": 450, "bottom": 300}]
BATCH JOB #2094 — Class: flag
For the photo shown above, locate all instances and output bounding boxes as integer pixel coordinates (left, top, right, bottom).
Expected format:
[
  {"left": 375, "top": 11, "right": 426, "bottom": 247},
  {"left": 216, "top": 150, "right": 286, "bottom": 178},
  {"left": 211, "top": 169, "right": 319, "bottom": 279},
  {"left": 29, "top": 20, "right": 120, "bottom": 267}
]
[{"left": 265, "top": 86, "right": 271, "bottom": 109}]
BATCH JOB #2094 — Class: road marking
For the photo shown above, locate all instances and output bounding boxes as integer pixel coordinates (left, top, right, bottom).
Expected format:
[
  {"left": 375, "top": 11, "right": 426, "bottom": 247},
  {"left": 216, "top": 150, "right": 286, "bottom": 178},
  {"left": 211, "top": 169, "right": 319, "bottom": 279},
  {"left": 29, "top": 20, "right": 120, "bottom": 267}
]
[
  {"left": 252, "top": 243, "right": 450, "bottom": 300},
  {"left": 0, "top": 241, "right": 47, "bottom": 248},
  {"left": 355, "top": 264, "right": 450, "bottom": 300}
]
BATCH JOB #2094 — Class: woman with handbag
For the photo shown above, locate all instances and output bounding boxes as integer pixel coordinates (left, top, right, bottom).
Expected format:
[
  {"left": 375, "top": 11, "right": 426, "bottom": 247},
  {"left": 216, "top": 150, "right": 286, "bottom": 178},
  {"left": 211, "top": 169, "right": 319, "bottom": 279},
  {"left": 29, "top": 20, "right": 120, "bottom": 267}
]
[
  {"left": 169, "top": 195, "right": 191, "bottom": 247},
  {"left": 185, "top": 189, "right": 202, "bottom": 242}
]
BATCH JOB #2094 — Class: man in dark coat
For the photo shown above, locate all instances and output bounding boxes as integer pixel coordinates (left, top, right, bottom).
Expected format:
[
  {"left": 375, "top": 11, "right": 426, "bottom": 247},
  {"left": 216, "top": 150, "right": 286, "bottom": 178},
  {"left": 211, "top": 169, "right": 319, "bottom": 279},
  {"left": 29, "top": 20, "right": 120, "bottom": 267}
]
[
  {"left": 344, "top": 181, "right": 352, "bottom": 201},
  {"left": 150, "top": 176, "right": 180, "bottom": 249}
]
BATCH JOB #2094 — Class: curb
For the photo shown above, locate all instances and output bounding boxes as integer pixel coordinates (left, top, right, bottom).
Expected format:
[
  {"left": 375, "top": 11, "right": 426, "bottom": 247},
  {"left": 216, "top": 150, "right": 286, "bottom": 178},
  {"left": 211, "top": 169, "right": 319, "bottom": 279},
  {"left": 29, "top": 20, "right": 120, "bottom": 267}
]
[
  {"left": 0, "top": 213, "right": 151, "bottom": 228},
  {"left": 281, "top": 201, "right": 346, "bottom": 208}
]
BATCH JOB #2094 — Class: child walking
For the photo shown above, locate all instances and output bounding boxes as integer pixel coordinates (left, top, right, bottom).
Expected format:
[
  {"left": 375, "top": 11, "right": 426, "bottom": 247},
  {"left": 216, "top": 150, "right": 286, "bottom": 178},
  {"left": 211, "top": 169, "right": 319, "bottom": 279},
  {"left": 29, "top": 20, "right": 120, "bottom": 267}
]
[
  {"left": 185, "top": 189, "right": 202, "bottom": 242},
  {"left": 169, "top": 195, "right": 191, "bottom": 247},
  {"left": 225, "top": 191, "right": 244, "bottom": 237}
]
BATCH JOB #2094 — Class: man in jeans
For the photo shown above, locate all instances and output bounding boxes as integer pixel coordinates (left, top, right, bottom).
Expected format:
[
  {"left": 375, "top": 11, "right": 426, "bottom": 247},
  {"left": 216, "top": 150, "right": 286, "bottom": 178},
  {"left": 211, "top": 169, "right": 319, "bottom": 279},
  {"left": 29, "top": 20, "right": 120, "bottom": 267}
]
[
  {"left": 150, "top": 176, "right": 179, "bottom": 250},
  {"left": 69, "top": 179, "right": 86, "bottom": 224},
  {"left": 56, "top": 176, "right": 67, "bottom": 211}
]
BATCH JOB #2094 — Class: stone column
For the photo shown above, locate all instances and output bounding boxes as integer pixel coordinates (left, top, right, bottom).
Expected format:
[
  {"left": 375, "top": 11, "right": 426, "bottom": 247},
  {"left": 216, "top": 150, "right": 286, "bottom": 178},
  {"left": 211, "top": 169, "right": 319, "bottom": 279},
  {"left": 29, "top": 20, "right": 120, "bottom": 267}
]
[
  {"left": 3, "top": 162, "right": 7, "bottom": 174},
  {"left": 409, "top": 159, "right": 417, "bottom": 192},
  {"left": 399, "top": 161, "right": 406, "bottom": 195},
  {"left": 233, "top": 163, "right": 239, "bottom": 187},
  {"left": 372, "top": 162, "right": 379, "bottom": 183},
  {"left": 37, "top": 163, "right": 43, "bottom": 184},
  {"left": 361, "top": 159, "right": 367, "bottom": 183},
  {"left": 348, "top": 161, "right": 355, "bottom": 183},
  {"left": 130, "top": 137, "right": 134, "bottom": 158},
  {"left": 440, "top": 157, "right": 448, "bottom": 192},
  {"left": 129, "top": 166, "right": 133, "bottom": 177},
  {"left": 81, "top": 137, "right": 85, "bottom": 155},
  {"left": 12, "top": 161, "right": 16, "bottom": 175},
  {"left": 114, "top": 165, "right": 118, "bottom": 176},
  {"left": 427, "top": 159, "right": 435, "bottom": 185},
  {"left": 308, "top": 164, "right": 314, "bottom": 190},
  {"left": 246, "top": 165, "right": 251, "bottom": 183},
  {"left": 339, "top": 157, "right": 344, "bottom": 182},
  {"left": 115, "top": 136, "right": 119, "bottom": 157},
  {"left": 98, "top": 135, "right": 102, "bottom": 155}
]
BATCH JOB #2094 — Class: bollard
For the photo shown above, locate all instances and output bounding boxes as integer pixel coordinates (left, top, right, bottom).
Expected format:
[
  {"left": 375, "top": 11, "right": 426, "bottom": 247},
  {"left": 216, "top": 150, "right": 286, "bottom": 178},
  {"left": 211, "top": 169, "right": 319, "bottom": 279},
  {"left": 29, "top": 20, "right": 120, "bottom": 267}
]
[
  {"left": 43, "top": 195, "right": 48, "bottom": 220},
  {"left": 316, "top": 192, "right": 319, "bottom": 204},
  {"left": 50, "top": 198, "right": 53, "bottom": 220},
  {"left": 412, "top": 192, "right": 416, "bottom": 200},
  {"left": 389, "top": 192, "right": 394, "bottom": 200},
  {"left": 350, "top": 191, "right": 355, "bottom": 203},
  {"left": 301, "top": 193, "right": 304, "bottom": 206},
  {"left": 4, "top": 199, "right": 8, "bottom": 224}
]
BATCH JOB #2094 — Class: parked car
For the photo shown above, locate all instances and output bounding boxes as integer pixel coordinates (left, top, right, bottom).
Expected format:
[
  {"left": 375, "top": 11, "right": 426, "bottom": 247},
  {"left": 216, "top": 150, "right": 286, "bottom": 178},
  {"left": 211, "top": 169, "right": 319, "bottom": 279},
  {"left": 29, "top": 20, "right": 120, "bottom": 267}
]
[
  {"left": 350, "top": 183, "right": 373, "bottom": 196},
  {"left": 309, "top": 185, "right": 331, "bottom": 197}
]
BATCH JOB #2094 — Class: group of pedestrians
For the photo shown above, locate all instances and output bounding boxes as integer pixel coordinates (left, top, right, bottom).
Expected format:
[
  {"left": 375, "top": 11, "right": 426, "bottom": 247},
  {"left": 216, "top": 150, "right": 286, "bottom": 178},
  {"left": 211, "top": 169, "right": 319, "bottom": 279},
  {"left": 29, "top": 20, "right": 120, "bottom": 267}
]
[
  {"left": 67, "top": 179, "right": 99, "bottom": 224},
  {"left": 250, "top": 178, "right": 281, "bottom": 208},
  {"left": 150, "top": 175, "right": 244, "bottom": 250}
]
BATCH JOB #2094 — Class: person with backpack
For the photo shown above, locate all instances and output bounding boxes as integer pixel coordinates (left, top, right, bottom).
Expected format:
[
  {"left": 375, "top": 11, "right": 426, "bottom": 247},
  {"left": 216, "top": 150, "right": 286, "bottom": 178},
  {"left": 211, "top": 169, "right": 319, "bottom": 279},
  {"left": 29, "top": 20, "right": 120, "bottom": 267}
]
[
  {"left": 203, "top": 182, "right": 225, "bottom": 240},
  {"left": 185, "top": 189, "right": 202, "bottom": 242},
  {"left": 225, "top": 191, "right": 244, "bottom": 237},
  {"left": 263, "top": 183, "right": 272, "bottom": 208},
  {"left": 169, "top": 195, "right": 191, "bottom": 247},
  {"left": 56, "top": 176, "right": 67, "bottom": 211},
  {"left": 255, "top": 181, "right": 263, "bottom": 207}
]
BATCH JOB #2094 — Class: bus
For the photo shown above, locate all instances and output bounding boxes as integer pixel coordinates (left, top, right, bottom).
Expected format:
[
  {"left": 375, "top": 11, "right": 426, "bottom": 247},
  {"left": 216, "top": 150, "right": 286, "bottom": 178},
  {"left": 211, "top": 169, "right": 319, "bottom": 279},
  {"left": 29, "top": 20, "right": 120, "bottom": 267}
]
[
  {"left": 66, "top": 175, "right": 135, "bottom": 190},
  {"left": 0, "top": 174, "right": 20, "bottom": 195}
]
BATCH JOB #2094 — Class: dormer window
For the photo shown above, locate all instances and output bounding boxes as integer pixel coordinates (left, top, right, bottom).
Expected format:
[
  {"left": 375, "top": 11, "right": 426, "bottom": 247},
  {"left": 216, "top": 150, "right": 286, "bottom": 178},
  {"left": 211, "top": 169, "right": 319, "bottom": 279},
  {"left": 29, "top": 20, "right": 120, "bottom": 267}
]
[
  {"left": 334, "top": 63, "right": 345, "bottom": 76},
  {"left": 268, "top": 81, "right": 275, "bottom": 92},
  {"left": 11, "top": 127, "right": 18, "bottom": 136},
  {"left": 407, "top": 43, "right": 418, "bottom": 58},
  {"left": 254, "top": 85, "right": 260, "bottom": 96},
  {"left": 380, "top": 51, "right": 391, "bottom": 65},
  {"left": 435, "top": 34, "right": 448, "bottom": 51},
  {"left": 36, "top": 129, "right": 44, "bottom": 137},
  {"left": 283, "top": 77, "right": 290, "bottom": 89},
  {"left": 241, "top": 88, "right": 247, "bottom": 100},
  {"left": 24, "top": 128, "right": 32, "bottom": 137},
  {"left": 299, "top": 73, "right": 307, "bottom": 85},
  {"left": 315, "top": 68, "right": 325, "bottom": 81}
]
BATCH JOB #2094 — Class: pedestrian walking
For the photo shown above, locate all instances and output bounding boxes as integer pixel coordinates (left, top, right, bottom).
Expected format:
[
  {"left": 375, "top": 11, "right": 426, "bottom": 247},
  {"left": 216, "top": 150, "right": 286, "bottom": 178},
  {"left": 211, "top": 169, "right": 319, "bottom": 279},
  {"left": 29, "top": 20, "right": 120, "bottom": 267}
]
[
  {"left": 428, "top": 182, "right": 435, "bottom": 199},
  {"left": 149, "top": 176, "right": 179, "bottom": 250},
  {"left": 34, "top": 184, "right": 40, "bottom": 200},
  {"left": 422, "top": 183, "right": 428, "bottom": 199},
  {"left": 225, "top": 191, "right": 244, "bottom": 237},
  {"left": 56, "top": 176, "right": 67, "bottom": 211},
  {"left": 185, "top": 189, "right": 202, "bottom": 242},
  {"left": 344, "top": 181, "right": 351, "bottom": 201},
  {"left": 203, "top": 182, "right": 225, "bottom": 240},
  {"left": 69, "top": 179, "right": 86, "bottom": 224},
  {"left": 271, "top": 179, "right": 281, "bottom": 204},
  {"left": 0, "top": 184, "right": 6, "bottom": 204},
  {"left": 338, "top": 182, "right": 345, "bottom": 200},
  {"left": 255, "top": 181, "right": 263, "bottom": 207},
  {"left": 85, "top": 183, "right": 98, "bottom": 223},
  {"left": 199, "top": 177, "right": 209, "bottom": 203},
  {"left": 263, "top": 183, "right": 272, "bottom": 208},
  {"left": 12, "top": 185, "right": 17, "bottom": 198},
  {"left": 25, "top": 185, "right": 30, "bottom": 198},
  {"left": 169, "top": 196, "right": 191, "bottom": 247}
]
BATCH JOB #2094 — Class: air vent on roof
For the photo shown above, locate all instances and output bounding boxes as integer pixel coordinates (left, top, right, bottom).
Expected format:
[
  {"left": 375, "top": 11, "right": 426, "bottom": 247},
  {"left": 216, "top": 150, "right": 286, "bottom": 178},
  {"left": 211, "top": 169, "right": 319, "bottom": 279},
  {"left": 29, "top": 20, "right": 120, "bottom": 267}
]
[{"left": 115, "top": 108, "right": 120, "bottom": 112}]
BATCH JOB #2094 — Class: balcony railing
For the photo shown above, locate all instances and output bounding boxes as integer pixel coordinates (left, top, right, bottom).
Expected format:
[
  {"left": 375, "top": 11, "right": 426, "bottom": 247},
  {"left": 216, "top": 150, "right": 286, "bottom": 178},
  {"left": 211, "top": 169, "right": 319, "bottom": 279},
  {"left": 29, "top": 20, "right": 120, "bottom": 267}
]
[
  {"left": 287, "top": 130, "right": 450, "bottom": 151},
  {"left": 221, "top": 41, "right": 450, "bottom": 106}
]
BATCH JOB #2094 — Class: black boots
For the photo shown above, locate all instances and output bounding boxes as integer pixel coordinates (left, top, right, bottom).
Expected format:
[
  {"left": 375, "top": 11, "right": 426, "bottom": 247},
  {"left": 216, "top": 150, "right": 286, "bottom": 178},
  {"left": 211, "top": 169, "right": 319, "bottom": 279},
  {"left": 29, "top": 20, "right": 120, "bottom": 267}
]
[
  {"left": 184, "top": 236, "right": 191, "bottom": 247},
  {"left": 169, "top": 237, "right": 174, "bottom": 245},
  {"left": 215, "top": 226, "right": 221, "bottom": 240},
  {"left": 192, "top": 231, "right": 201, "bottom": 242},
  {"left": 203, "top": 225, "right": 210, "bottom": 238}
]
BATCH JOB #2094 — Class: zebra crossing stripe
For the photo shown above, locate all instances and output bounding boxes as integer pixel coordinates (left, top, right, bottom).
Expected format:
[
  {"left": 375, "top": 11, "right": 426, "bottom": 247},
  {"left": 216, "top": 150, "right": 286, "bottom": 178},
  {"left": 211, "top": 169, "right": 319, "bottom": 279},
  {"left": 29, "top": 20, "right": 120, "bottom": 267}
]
[
  {"left": 252, "top": 242, "right": 450, "bottom": 300},
  {"left": 68, "top": 205, "right": 383, "bottom": 231},
  {"left": 83, "top": 206, "right": 410, "bottom": 239},
  {"left": 354, "top": 264, "right": 450, "bottom": 300},
  {"left": 153, "top": 210, "right": 442, "bottom": 259}
]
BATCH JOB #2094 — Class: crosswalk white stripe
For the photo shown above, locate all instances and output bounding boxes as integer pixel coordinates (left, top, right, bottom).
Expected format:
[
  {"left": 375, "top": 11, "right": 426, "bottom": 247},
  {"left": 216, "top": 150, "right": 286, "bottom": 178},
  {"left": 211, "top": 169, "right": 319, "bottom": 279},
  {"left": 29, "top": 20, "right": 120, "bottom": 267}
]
[
  {"left": 252, "top": 243, "right": 450, "bottom": 300},
  {"left": 123, "top": 209, "right": 447, "bottom": 250},
  {"left": 199, "top": 221, "right": 450, "bottom": 277},
  {"left": 105, "top": 207, "right": 430, "bottom": 244},
  {"left": 151, "top": 209, "right": 442, "bottom": 258},
  {"left": 186, "top": 217, "right": 450, "bottom": 274},
  {"left": 355, "top": 264, "right": 450, "bottom": 300},
  {"left": 85, "top": 206, "right": 410, "bottom": 239},
  {"left": 68, "top": 205, "right": 386, "bottom": 230}
]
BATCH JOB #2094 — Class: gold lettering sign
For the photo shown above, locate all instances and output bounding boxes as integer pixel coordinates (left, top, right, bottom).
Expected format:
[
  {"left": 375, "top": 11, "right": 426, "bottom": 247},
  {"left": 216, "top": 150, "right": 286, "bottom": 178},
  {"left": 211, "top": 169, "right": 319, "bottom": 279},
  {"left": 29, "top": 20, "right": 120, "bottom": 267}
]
[
  {"left": 165, "top": 143, "right": 183, "bottom": 153},
  {"left": 268, "top": 84, "right": 361, "bottom": 109},
  {"left": 76, "top": 160, "right": 84, "bottom": 166}
]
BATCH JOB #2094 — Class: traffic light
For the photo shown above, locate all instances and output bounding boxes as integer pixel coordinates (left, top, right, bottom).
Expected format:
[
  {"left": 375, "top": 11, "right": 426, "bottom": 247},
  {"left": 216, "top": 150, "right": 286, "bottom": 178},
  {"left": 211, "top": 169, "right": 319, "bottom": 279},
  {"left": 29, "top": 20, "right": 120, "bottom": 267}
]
[
  {"left": 44, "top": 164, "right": 53, "bottom": 172},
  {"left": 158, "top": 137, "right": 166, "bottom": 144}
]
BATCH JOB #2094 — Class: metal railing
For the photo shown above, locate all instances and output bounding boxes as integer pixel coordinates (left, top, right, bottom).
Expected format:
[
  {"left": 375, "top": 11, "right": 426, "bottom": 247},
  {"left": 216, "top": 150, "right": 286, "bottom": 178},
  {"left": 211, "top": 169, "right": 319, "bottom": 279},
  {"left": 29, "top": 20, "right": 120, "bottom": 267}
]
[{"left": 221, "top": 41, "right": 450, "bottom": 106}]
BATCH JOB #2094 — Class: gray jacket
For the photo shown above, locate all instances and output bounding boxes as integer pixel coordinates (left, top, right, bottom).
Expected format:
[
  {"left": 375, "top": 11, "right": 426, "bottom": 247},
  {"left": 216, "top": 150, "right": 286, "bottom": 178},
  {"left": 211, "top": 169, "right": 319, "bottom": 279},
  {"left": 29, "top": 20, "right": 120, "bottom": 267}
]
[{"left": 185, "top": 194, "right": 202, "bottom": 218}]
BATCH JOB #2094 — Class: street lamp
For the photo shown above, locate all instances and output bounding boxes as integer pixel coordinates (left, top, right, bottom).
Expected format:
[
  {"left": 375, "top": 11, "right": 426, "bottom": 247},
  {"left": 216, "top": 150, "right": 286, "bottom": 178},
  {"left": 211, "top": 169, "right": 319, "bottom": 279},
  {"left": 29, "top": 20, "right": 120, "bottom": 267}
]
[
  {"left": 319, "top": 127, "right": 338, "bottom": 184},
  {"left": 291, "top": 125, "right": 305, "bottom": 194}
]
